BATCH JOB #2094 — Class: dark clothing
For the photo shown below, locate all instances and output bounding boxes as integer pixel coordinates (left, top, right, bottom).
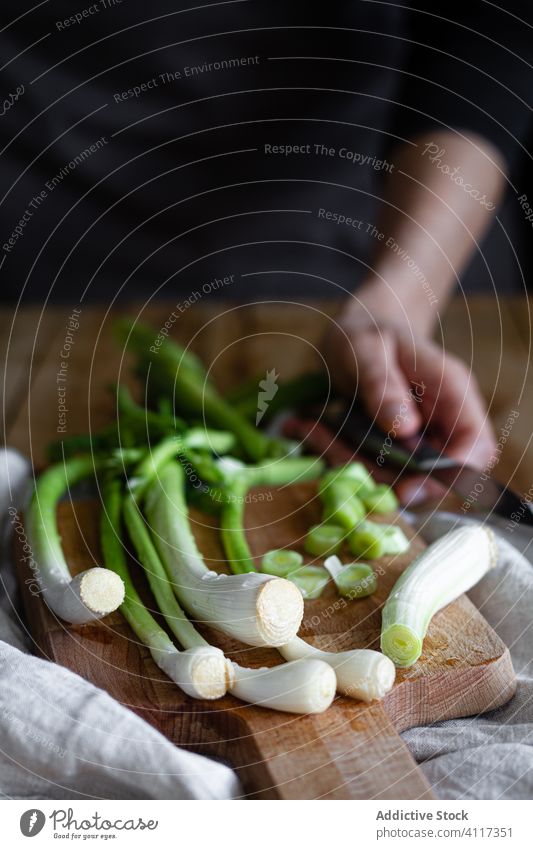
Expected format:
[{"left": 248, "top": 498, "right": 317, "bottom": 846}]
[{"left": 1, "top": 1, "right": 532, "bottom": 303}]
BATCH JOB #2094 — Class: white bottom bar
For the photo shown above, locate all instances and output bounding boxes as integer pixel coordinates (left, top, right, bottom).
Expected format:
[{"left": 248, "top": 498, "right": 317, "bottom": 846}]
[{"left": 2, "top": 799, "right": 530, "bottom": 848}]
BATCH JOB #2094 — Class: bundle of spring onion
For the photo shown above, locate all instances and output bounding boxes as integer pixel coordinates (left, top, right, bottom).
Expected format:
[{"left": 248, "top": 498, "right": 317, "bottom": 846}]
[
  {"left": 30, "top": 317, "right": 476, "bottom": 714},
  {"left": 120, "top": 461, "right": 336, "bottom": 713},
  {"left": 145, "top": 458, "right": 394, "bottom": 703}
]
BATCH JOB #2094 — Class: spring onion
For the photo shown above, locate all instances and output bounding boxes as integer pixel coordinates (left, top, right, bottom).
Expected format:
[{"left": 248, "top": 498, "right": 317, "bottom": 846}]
[
  {"left": 279, "top": 638, "right": 395, "bottom": 702},
  {"left": 304, "top": 523, "right": 344, "bottom": 557},
  {"left": 324, "top": 556, "right": 377, "bottom": 599},
  {"left": 261, "top": 549, "right": 303, "bottom": 577},
  {"left": 25, "top": 457, "right": 125, "bottom": 624},
  {"left": 229, "top": 659, "right": 336, "bottom": 714},
  {"left": 134, "top": 450, "right": 335, "bottom": 713},
  {"left": 288, "top": 566, "right": 329, "bottom": 599},
  {"left": 381, "top": 525, "right": 497, "bottom": 667},
  {"left": 102, "top": 476, "right": 229, "bottom": 700},
  {"left": 144, "top": 460, "right": 304, "bottom": 647}
]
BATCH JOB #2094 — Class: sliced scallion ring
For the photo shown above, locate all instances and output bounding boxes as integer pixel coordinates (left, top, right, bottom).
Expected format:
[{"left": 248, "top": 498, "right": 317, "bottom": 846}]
[
  {"left": 324, "top": 555, "right": 377, "bottom": 599},
  {"left": 361, "top": 484, "right": 399, "bottom": 514},
  {"left": 289, "top": 566, "right": 329, "bottom": 599},
  {"left": 380, "top": 524, "right": 410, "bottom": 555},
  {"left": 348, "top": 526, "right": 385, "bottom": 560},
  {"left": 304, "top": 523, "right": 345, "bottom": 557},
  {"left": 261, "top": 549, "right": 304, "bottom": 577}
]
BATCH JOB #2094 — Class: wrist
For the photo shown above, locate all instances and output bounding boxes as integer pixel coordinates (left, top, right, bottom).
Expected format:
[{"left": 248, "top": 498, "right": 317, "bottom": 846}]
[{"left": 340, "top": 275, "right": 441, "bottom": 338}]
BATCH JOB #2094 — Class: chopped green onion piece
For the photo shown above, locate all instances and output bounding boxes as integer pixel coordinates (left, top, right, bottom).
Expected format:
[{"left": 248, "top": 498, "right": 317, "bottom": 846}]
[
  {"left": 362, "top": 484, "right": 399, "bottom": 514},
  {"left": 333, "top": 462, "right": 376, "bottom": 494},
  {"left": 349, "top": 519, "right": 410, "bottom": 558},
  {"left": 324, "top": 555, "right": 377, "bottom": 599},
  {"left": 380, "top": 524, "right": 410, "bottom": 555},
  {"left": 304, "top": 523, "right": 345, "bottom": 557},
  {"left": 261, "top": 549, "right": 304, "bottom": 577},
  {"left": 321, "top": 479, "right": 366, "bottom": 531},
  {"left": 348, "top": 526, "right": 385, "bottom": 560},
  {"left": 336, "top": 563, "right": 377, "bottom": 598},
  {"left": 319, "top": 463, "right": 376, "bottom": 495},
  {"left": 289, "top": 566, "right": 329, "bottom": 599}
]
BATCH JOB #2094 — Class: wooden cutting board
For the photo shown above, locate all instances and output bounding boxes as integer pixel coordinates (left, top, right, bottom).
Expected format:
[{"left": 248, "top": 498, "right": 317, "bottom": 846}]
[{"left": 14, "top": 483, "right": 516, "bottom": 800}]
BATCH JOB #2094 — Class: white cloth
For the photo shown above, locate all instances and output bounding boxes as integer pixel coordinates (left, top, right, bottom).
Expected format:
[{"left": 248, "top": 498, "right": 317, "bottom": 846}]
[
  {"left": 0, "top": 448, "right": 239, "bottom": 800},
  {"left": 402, "top": 511, "right": 533, "bottom": 799}
]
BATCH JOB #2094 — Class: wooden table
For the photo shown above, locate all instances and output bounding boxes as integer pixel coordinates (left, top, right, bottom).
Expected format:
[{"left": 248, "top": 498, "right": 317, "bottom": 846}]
[{"left": 2, "top": 296, "right": 532, "bottom": 493}]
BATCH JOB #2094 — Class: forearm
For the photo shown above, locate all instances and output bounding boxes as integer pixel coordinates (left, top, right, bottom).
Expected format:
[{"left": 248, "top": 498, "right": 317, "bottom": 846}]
[{"left": 342, "top": 131, "right": 507, "bottom": 336}]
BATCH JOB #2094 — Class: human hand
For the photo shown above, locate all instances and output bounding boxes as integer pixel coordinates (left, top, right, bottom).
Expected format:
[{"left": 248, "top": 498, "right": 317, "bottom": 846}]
[{"left": 324, "top": 314, "right": 496, "bottom": 505}]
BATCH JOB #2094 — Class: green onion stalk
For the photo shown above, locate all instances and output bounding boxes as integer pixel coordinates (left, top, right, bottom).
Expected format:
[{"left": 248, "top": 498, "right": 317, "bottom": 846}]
[
  {"left": 143, "top": 459, "right": 304, "bottom": 648},
  {"left": 25, "top": 456, "right": 125, "bottom": 624},
  {"left": 102, "top": 475, "right": 229, "bottom": 700},
  {"left": 381, "top": 525, "right": 497, "bottom": 667},
  {"left": 140, "top": 457, "right": 335, "bottom": 712}
]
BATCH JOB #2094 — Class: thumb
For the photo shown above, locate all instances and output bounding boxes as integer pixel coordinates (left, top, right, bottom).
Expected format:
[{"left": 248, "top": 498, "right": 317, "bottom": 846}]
[{"left": 352, "top": 327, "right": 422, "bottom": 437}]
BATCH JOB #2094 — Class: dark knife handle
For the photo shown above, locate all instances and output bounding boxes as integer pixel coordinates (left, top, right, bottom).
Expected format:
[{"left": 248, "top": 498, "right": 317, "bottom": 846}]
[{"left": 329, "top": 406, "right": 458, "bottom": 473}]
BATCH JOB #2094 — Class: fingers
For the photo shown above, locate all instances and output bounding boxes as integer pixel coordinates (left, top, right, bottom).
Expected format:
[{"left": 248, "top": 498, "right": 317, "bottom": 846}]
[
  {"left": 397, "top": 337, "right": 496, "bottom": 469},
  {"left": 326, "top": 318, "right": 496, "bottom": 478},
  {"left": 328, "top": 323, "right": 423, "bottom": 437}
]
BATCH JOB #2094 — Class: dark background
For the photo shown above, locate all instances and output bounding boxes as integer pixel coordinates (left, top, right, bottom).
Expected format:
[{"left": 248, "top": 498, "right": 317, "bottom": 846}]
[{"left": 1, "top": 1, "right": 532, "bottom": 305}]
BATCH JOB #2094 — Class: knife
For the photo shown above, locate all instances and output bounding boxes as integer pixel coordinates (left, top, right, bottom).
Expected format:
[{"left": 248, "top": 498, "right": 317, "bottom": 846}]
[{"left": 325, "top": 404, "right": 533, "bottom": 526}]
